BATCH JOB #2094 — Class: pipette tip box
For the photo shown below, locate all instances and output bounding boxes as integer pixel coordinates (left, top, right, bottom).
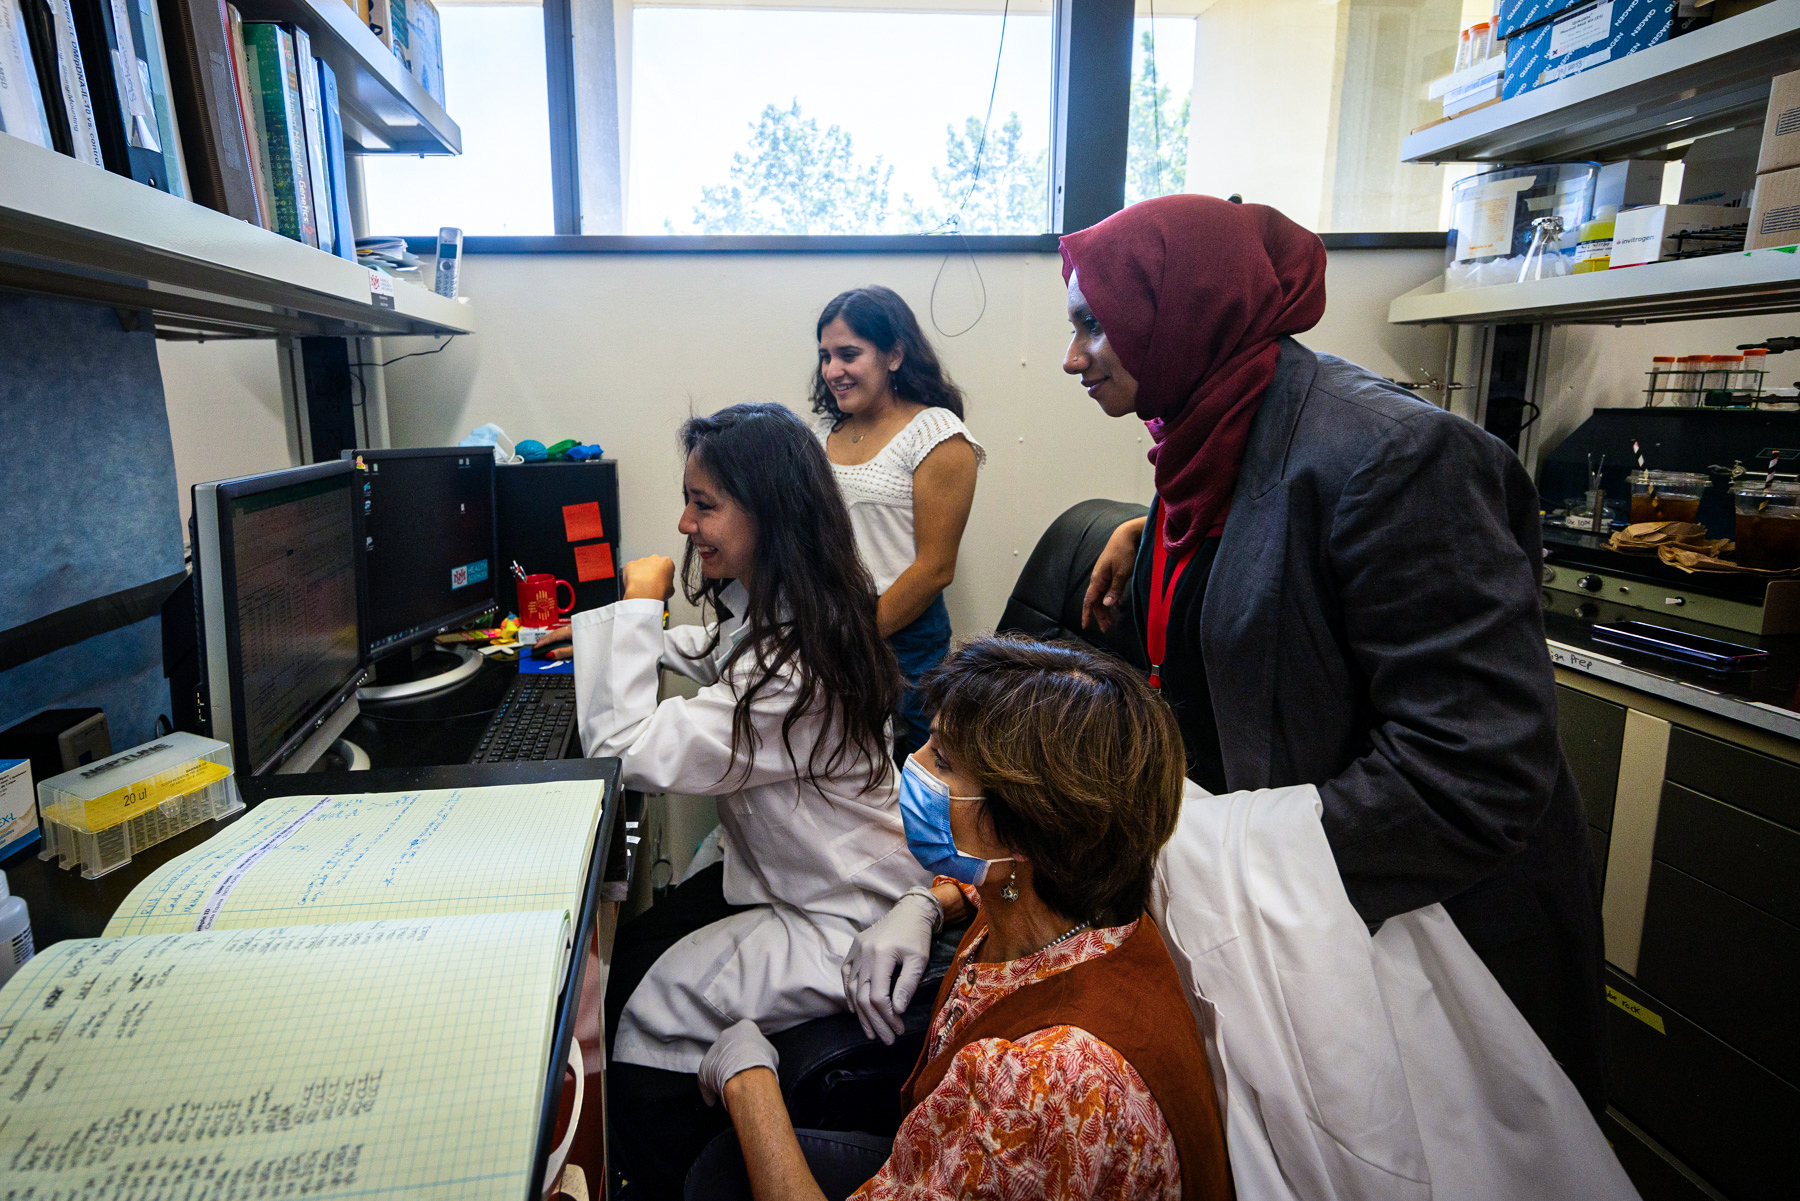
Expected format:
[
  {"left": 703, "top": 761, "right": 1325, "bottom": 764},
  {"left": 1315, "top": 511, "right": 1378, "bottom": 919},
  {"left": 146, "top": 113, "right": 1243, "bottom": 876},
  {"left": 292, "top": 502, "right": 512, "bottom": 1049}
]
[{"left": 37, "top": 732, "right": 243, "bottom": 879}]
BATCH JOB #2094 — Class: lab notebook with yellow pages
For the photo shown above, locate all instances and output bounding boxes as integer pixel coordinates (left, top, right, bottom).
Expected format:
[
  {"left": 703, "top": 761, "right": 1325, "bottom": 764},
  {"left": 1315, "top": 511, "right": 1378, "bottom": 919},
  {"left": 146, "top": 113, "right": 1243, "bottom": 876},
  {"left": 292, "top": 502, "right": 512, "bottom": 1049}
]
[{"left": 0, "top": 780, "right": 608, "bottom": 1199}]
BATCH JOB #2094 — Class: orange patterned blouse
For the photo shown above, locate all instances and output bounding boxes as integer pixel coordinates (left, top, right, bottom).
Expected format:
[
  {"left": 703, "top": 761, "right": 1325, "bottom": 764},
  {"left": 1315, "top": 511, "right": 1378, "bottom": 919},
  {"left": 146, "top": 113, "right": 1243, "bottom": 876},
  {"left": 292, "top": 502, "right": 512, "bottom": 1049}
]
[{"left": 850, "top": 892, "right": 1182, "bottom": 1201}]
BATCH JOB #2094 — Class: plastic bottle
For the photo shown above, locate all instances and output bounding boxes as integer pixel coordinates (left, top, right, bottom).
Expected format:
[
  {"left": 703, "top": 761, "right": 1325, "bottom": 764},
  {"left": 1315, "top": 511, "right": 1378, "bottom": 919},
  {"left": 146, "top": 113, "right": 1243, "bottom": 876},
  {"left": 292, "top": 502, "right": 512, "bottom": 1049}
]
[
  {"left": 0, "top": 871, "right": 32, "bottom": 987},
  {"left": 1573, "top": 207, "right": 1617, "bottom": 273},
  {"left": 1742, "top": 348, "right": 1770, "bottom": 400},
  {"left": 1647, "top": 355, "right": 1675, "bottom": 405}
]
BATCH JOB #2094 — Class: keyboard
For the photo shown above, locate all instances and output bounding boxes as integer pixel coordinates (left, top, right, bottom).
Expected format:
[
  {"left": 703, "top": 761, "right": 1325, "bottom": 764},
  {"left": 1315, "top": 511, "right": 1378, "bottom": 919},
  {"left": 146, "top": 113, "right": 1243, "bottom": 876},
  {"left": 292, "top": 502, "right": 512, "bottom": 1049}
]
[{"left": 468, "top": 673, "right": 578, "bottom": 763}]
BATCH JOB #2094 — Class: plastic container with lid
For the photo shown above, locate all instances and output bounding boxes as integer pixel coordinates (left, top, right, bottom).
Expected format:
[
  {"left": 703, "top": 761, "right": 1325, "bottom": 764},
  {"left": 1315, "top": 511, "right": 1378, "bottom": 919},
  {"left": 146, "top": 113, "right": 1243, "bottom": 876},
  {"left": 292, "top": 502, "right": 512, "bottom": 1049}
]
[
  {"left": 1445, "top": 163, "right": 1597, "bottom": 291},
  {"left": 1628, "top": 470, "right": 1709, "bottom": 525},
  {"left": 1741, "top": 348, "right": 1770, "bottom": 399},
  {"left": 1674, "top": 356, "right": 1703, "bottom": 407},
  {"left": 1574, "top": 208, "right": 1617, "bottom": 274},
  {"left": 1731, "top": 480, "right": 1800, "bottom": 570}
]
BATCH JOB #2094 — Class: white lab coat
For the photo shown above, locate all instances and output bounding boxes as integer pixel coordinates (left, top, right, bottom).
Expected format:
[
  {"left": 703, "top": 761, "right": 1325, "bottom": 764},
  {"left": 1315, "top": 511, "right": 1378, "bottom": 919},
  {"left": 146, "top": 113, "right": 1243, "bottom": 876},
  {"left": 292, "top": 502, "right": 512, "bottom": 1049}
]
[
  {"left": 572, "top": 583, "right": 928, "bottom": 1073},
  {"left": 1151, "top": 781, "right": 1639, "bottom": 1201}
]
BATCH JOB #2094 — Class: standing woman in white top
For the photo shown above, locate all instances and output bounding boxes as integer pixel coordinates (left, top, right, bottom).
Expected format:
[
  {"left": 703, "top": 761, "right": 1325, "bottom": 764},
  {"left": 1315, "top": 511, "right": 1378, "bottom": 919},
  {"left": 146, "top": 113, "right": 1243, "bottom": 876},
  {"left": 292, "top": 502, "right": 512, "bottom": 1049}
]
[
  {"left": 560, "top": 403, "right": 930, "bottom": 1200},
  {"left": 812, "top": 285, "right": 985, "bottom": 758}
]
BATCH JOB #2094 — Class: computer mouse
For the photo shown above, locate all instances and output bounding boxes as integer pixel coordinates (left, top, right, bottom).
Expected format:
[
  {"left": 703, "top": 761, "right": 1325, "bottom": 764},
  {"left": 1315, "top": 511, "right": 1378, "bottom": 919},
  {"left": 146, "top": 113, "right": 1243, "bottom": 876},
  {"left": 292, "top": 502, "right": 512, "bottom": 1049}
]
[{"left": 530, "top": 643, "right": 561, "bottom": 660}]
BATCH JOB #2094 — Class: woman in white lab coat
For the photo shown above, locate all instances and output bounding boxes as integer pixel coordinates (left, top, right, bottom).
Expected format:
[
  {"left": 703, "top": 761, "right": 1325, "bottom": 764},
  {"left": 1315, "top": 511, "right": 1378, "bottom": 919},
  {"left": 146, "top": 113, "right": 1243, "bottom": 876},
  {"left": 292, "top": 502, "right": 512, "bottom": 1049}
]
[{"left": 563, "top": 402, "right": 930, "bottom": 1200}]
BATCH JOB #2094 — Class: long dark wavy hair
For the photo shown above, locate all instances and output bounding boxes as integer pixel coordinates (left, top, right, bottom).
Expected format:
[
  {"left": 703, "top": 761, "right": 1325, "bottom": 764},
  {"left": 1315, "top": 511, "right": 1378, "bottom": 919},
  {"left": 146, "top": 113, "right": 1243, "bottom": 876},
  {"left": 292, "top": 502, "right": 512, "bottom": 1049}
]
[
  {"left": 679, "top": 403, "right": 900, "bottom": 794},
  {"left": 809, "top": 285, "right": 965, "bottom": 426}
]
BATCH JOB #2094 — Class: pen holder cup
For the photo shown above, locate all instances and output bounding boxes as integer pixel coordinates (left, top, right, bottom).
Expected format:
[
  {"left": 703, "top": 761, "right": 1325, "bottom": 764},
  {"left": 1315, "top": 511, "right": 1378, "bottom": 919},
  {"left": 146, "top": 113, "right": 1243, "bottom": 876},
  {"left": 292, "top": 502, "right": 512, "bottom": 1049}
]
[{"left": 520, "top": 574, "right": 576, "bottom": 627}]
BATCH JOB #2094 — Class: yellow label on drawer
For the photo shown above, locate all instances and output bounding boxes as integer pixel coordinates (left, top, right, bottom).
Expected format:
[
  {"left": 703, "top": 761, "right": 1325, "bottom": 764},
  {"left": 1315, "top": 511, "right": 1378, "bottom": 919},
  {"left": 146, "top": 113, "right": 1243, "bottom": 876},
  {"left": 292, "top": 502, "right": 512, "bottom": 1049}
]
[
  {"left": 70, "top": 760, "right": 231, "bottom": 832},
  {"left": 1607, "top": 986, "right": 1666, "bottom": 1034}
]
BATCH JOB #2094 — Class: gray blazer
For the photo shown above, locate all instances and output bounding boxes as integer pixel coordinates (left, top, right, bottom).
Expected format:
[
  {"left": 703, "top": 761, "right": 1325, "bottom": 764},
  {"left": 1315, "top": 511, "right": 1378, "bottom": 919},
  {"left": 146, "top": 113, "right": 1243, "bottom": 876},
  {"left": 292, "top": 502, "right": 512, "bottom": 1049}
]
[{"left": 1200, "top": 337, "right": 1604, "bottom": 1103}]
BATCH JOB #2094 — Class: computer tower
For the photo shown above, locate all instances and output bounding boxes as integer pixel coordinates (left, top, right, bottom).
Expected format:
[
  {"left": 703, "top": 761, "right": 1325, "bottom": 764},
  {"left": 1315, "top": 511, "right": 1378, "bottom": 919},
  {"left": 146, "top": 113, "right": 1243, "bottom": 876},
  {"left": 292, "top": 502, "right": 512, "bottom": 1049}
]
[{"left": 495, "top": 461, "right": 622, "bottom": 621}]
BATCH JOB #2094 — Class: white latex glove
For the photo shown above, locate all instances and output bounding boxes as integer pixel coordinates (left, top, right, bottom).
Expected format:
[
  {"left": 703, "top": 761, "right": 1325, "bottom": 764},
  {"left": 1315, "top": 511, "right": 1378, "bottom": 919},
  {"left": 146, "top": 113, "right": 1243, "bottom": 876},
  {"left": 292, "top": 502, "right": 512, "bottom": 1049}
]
[
  {"left": 841, "top": 887, "right": 943, "bottom": 1046},
  {"left": 697, "top": 1018, "right": 779, "bottom": 1107}
]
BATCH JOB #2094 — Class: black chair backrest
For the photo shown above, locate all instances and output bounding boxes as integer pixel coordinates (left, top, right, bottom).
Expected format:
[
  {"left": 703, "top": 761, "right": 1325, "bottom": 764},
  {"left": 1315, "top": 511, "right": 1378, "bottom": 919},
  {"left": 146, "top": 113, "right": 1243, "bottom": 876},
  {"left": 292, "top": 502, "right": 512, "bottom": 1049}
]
[{"left": 996, "top": 498, "right": 1149, "bottom": 662}]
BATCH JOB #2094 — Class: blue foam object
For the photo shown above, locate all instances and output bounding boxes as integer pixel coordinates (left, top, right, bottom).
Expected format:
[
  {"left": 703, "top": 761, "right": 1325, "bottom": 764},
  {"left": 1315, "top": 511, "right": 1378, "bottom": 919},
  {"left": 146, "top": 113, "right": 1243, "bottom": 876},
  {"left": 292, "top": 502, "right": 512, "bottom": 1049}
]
[{"left": 517, "top": 440, "right": 549, "bottom": 462}]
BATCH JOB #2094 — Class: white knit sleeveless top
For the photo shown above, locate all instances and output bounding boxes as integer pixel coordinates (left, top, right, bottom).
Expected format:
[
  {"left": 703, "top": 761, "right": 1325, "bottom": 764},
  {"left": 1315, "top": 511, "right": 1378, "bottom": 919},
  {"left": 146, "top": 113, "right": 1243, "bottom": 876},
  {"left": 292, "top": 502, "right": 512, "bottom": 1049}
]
[{"left": 815, "top": 408, "right": 986, "bottom": 594}]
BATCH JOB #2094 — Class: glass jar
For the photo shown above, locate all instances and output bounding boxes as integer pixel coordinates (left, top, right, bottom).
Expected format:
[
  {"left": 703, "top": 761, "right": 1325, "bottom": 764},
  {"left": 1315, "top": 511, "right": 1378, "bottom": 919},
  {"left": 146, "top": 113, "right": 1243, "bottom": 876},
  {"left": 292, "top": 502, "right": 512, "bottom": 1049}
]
[
  {"left": 1628, "top": 469, "right": 1709, "bottom": 524},
  {"left": 1731, "top": 480, "right": 1800, "bottom": 570}
]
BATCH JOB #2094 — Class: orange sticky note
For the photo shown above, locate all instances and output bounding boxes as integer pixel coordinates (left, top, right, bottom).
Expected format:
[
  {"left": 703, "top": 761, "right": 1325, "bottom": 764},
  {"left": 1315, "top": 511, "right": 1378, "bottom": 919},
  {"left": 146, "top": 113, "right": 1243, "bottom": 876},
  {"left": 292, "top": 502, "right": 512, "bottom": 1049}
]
[
  {"left": 573, "top": 541, "right": 615, "bottom": 582},
  {"left": 562, "top": 502, "right": 606, "bottom": 543}
]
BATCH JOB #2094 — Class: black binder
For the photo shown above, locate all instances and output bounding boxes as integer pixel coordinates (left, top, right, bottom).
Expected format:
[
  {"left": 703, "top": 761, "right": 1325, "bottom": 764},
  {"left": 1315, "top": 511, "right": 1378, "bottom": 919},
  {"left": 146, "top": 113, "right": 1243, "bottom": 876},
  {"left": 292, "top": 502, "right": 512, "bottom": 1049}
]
[{"left": 66, "top": 0, "right": 172, "bottom": 191}]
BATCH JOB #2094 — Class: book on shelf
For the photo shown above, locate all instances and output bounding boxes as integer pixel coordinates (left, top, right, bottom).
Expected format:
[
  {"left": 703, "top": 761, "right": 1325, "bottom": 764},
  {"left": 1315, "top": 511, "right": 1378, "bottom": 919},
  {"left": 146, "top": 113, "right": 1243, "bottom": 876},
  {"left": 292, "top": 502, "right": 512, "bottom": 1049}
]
[
  {"left": 242, "top": 20, "right": 315, "bottom": 245},
  {"left": 291, "top": 24, "right": 333, "bottom": 256},
  {"left": 224, "top": 1, "right": 272, "bottom": 228},
  {"left": 366, "top": 0, "right": 391, "bottom": 47},
  {"left": 65, "top": 0, "right": 177, "bottom": 190},
  {"left": 0, "top": 0, "right": 54, "bottom": 147},
  {"left": 317, "top": 57, "right": 356, "bottom": 260},
  {"left": 130, "top": 0, "right": 187, "bottom": 196},
  {"left": 0, "top": 779, "right": 609, "bottom": 1197},
  {"left": 406, "top": 0, "right": 440, "bottom": 107},
  {"left": 154, "top": 0, "right": 258, "bottom": 222}
]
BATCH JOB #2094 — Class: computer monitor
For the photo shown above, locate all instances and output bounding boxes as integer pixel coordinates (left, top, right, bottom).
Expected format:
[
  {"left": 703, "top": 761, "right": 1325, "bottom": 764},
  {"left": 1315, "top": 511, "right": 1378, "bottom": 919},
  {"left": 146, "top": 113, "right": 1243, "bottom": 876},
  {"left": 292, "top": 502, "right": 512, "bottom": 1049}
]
[
  {"left": 192, "top": 462, "right": 364, "bottom": 776},
  {"left": 345, "top": 447, "right": 498, "bottom": 699}
]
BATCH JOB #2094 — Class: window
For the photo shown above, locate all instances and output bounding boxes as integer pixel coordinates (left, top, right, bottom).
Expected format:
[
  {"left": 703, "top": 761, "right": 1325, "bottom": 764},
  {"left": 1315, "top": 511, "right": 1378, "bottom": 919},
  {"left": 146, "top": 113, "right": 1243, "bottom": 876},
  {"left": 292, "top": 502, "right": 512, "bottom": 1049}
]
[
  {"left": 362, "top": 1, "right": 556, "bottom": 236},
  {"left": 1125, "top": 0, "right": 1465, "bottom": 232},
  {"left": 581, "top": 0, "right": 1055, "bottom": 236}
]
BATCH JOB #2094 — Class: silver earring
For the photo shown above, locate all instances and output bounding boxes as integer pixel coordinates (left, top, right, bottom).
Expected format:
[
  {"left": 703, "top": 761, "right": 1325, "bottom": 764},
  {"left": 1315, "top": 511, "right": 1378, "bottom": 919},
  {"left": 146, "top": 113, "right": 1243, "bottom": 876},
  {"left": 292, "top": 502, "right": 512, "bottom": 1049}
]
[{"left": 1000, "top": 866, "right": 1019, "bottom": 904}]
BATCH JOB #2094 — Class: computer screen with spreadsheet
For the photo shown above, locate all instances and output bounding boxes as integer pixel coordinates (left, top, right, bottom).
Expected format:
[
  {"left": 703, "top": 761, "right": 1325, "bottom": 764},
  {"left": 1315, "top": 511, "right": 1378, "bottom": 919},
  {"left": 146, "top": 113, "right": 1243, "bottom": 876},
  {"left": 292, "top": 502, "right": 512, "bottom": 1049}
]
[{"left": 193, "top": 462, "right": 363, "bottom": 775}]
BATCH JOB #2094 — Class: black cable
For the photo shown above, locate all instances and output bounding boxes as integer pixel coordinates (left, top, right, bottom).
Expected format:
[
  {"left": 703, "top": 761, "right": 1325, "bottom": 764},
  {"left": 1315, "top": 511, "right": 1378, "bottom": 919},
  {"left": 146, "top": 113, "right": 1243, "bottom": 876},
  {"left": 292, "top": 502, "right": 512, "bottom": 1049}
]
[
  {"left": 926, "top": 0, "right": 1009, "bottom": 339},
  {"left": 376, "top": 336, "right": 459, "bottom": 367}
]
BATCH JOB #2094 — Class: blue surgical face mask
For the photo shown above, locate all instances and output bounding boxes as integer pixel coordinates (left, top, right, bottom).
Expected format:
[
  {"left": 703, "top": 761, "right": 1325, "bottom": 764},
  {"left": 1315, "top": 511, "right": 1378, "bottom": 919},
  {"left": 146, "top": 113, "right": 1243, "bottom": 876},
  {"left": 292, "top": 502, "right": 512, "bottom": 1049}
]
[{"left": 898, "top": 755, "right": 1013, "bottom": 887}]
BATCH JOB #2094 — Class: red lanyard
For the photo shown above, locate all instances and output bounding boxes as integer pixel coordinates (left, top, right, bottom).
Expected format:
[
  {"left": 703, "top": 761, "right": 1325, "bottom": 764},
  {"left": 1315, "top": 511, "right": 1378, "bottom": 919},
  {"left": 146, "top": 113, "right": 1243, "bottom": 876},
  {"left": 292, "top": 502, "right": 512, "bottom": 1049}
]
[{"left": 1146, "top": 508, "right": 1194, "bottom": 691}]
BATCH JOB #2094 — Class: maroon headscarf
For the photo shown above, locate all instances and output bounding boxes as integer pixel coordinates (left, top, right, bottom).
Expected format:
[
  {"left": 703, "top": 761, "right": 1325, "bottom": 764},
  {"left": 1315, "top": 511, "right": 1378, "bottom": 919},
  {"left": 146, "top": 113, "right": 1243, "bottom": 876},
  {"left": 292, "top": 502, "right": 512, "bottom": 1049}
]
[{"left": 1060, "top": 195, "right": 1327, "bottom": 554}]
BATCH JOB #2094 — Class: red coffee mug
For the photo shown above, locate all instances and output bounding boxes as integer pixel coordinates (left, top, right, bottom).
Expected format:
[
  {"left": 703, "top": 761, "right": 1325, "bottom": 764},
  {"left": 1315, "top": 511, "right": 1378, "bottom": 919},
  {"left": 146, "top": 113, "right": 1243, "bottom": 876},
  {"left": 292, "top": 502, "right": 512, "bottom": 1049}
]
[{"left": 520, "top": 573, "right": 575, "bottom": 627}]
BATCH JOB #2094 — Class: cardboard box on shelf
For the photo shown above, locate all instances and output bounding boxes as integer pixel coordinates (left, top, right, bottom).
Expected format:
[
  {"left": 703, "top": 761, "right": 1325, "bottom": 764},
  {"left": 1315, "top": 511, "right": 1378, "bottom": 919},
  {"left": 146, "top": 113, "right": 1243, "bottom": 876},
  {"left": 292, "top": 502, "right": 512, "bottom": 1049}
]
[
  {"left": 1502, "top": 0, "right": 1693, "bottom": 101},
  {"left": 1747, "top": 165, "right": 1800, "bottom": 250},
  {"left": 1610, "top": 204, "right": 1747, "bottom": 266},
  {"left": 1595, "top": 160, "right": 1666, "bottom": 213},
  {"left": 1682, "top": 126, "right": 1762, "bottom": 207},
  {"left": 1758, "top": 68, "right": 1800, "bottom": 176}
]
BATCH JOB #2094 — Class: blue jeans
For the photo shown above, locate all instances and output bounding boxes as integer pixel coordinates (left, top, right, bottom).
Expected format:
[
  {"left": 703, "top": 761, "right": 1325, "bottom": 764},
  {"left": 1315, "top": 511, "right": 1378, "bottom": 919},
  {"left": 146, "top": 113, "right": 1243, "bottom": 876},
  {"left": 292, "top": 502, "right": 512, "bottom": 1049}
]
[{"left": 887, "top": 594, "right": 950, "bottom": 760}]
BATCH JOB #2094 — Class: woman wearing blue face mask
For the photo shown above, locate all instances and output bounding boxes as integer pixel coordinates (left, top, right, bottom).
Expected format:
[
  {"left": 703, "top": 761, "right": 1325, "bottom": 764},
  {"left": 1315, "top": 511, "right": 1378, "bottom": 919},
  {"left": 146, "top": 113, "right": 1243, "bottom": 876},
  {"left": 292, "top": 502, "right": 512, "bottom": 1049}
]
[{"left": 688, "top": 636, "right": 1232, "bottom": 1201}]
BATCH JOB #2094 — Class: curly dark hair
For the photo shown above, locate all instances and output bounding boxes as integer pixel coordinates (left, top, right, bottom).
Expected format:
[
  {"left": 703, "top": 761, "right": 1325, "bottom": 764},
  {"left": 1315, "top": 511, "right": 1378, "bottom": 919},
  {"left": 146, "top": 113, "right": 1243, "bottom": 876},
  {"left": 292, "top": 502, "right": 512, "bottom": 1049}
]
[
  {"left": 678, "top": 403, "right": 900, "bottom": 794},
  {"left": 809, "top": 285, "right": 965, "bottom": 426},
  {"left": 920, "top": 636, "right": 1185, "bottom": 928}
]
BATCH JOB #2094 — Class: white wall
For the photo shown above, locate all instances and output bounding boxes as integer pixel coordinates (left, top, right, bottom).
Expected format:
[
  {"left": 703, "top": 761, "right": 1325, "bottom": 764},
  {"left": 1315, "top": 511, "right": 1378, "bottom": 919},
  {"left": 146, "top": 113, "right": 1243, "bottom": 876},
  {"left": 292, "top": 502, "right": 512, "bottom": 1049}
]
[
  {"left": 158, "top": 337, "right": 292, "bottom": 530},
  {"left": 362, "top": 246, "right": 1447, "bottom": 634}
]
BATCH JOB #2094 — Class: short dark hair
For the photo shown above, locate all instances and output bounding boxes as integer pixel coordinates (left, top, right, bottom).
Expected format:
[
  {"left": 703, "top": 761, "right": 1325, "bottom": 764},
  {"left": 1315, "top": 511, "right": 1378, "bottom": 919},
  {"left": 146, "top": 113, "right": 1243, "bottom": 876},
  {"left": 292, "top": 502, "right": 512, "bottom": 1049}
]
[
  {"left": 921, "top": 636, "right": 1184, "bottom": 928},
  {"left": 678, "top": 403, "right": 900, "bottom": 794},
  {"left": 810, "top": 285, "right": 965, "bottom": 424}
]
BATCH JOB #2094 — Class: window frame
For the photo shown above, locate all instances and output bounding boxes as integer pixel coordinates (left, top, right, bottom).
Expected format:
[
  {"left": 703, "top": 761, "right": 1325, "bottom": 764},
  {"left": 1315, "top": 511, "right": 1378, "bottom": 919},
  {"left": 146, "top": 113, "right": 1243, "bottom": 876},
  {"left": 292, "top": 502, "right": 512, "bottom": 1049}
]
[{"left": 473, "top": 0, "right": 1449, "bottom": 247}]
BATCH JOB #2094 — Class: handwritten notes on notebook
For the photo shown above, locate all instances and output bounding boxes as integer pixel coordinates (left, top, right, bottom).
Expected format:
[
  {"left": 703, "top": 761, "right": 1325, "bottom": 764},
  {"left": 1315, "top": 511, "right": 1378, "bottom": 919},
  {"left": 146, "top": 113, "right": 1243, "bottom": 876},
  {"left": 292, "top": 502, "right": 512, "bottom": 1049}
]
[
  {"left": 104, "top": 781, "right": 606, "bottom": 936},
  {"left": 0, "top": 909, "right": 569, "bottom": 1199}
]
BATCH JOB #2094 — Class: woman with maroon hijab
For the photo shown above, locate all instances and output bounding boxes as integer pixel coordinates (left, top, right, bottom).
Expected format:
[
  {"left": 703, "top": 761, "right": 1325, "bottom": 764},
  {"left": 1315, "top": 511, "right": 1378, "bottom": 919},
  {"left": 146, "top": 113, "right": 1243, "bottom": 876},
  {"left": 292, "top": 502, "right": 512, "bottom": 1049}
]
[{"left": 1065, "top": 195, "right": 1606, "bottom": 1111}]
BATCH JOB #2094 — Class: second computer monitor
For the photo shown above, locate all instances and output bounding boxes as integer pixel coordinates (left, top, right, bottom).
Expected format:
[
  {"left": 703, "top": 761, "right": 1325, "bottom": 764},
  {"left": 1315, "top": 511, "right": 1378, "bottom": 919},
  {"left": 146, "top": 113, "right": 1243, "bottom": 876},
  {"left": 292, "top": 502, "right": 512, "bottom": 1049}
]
[{"left": 348, "top": 447, "right": 498, "bottom": 660}]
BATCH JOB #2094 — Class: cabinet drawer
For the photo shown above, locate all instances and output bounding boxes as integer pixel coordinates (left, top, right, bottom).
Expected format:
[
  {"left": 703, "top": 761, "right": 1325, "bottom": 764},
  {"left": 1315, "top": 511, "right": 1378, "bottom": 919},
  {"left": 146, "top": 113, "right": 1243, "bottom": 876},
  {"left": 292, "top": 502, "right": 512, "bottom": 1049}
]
[
  {"left": 1607, "top": 970, "right": 1800, "bottom": 1201},
  {"left": 1556, "top": 685, "right": 1626, "bottom": 830},
  {"left": 1598, "top": 1109, "right": 1724, "bottom": 1201},
  {"left": 1655, "top": 784, "right": 1800, "bottom": 929},
  {"left": 1665, "top": 728, "right": 1800, "bottom": 832},
  {"left": 1637, "top": 864, "right": 1800, "bottom": 1085}
]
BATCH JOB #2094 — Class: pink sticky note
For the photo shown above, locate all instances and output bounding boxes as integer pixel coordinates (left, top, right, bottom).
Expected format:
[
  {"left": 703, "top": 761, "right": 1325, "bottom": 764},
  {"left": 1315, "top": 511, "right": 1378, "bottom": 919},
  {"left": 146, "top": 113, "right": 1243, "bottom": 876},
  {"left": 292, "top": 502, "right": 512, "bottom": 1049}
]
[{"left": 562, "top": 502, "right": 606, "bottom": 543}]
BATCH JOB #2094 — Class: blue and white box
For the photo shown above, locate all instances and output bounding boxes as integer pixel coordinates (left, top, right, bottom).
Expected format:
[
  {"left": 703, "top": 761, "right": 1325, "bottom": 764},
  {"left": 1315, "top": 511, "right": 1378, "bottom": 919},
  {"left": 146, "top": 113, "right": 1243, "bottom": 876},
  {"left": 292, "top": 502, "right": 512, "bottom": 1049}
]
[
  {"left": 1503, "top": 0, "right": 1677, "bottom": 101},
  {"left": 1495, "top": 0, "right": 1589, "bottom": 41},
  {"left": 0, "top": 759, "right": 38, "bottom": 860}
]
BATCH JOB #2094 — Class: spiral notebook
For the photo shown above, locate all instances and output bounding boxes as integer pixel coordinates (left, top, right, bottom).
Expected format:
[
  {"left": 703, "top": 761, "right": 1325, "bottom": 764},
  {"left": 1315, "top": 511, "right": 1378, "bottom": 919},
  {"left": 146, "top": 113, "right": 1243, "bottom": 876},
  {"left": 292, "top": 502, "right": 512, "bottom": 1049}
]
[{"left": 0, "top": 780, "right": 607, "bottom": 1200}]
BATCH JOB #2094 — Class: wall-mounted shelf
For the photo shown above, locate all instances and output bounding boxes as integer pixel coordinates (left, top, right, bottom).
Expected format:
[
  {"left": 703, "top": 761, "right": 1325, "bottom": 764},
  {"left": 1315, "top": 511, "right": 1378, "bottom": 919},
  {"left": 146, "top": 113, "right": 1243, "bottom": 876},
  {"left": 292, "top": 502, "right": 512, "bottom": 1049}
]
[
  {"left": 0, "top": 135, "right": 474, "bottom": 339},
  {"left": 1388, "top": 249, "right": 1800, "bottom": 326},
  {"left": 1401, "top": 0, "right": 1800, "bottom": 165},
  {"left": 236, "top": 0, "right": 459, "bottom": 155}
]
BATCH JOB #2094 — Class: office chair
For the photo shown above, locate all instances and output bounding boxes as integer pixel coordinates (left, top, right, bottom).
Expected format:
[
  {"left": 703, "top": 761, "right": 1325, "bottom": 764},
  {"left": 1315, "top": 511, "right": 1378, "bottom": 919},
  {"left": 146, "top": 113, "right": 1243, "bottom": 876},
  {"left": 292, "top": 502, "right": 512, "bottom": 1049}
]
[
  {"left": 996, "top": 497, "right": 1149, "bottom": 658},
  {"left": 771, "top": 498, "right": 1150, "bottom": 1136}
]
